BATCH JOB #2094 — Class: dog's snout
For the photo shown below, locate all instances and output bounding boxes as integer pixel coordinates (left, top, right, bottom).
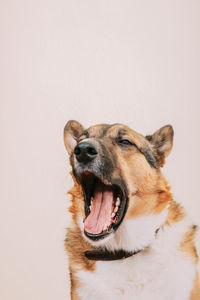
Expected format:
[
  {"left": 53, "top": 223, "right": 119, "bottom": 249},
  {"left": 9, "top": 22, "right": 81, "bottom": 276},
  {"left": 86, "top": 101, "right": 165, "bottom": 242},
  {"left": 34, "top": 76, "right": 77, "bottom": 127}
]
[{"left": 74, "top": 142, "right": 98, "bottom": 163}]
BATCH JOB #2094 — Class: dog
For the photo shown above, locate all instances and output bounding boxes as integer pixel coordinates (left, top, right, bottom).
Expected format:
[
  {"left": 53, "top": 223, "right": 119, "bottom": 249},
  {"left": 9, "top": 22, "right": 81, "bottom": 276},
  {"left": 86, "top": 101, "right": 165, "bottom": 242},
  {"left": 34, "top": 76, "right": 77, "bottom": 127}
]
[{"left": 64, "top": 120, "right": 200, "bottom": 300}]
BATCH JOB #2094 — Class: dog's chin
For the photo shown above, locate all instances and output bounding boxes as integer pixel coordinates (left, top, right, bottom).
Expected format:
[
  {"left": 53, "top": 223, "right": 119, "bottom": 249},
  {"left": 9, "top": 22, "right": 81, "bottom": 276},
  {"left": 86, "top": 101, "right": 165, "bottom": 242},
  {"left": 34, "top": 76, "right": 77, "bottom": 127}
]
[
  {"left": 83, "top": 226, "right": 116, "bottom": 248},
  {"left": 77, "top": 215, "right": 118, "bottom": 250},
  {"left": 75, "top": 170, "right": 129, "bottom": 243}
]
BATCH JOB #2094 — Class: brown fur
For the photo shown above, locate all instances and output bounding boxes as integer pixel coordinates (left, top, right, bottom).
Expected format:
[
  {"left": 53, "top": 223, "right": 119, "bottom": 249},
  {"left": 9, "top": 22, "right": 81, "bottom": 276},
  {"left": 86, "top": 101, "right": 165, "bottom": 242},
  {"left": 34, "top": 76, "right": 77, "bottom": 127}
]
[
  {"left": 166, "top": 201, "right": 185, "bottom": 225},
  {"left": 65, "top": 175, "right": 97, "bottom": 294},
  {"left": 180, "top": 226, "right": 199, "bottom": 264},
  {"left": 70, "top": 270, "right": 81, "bottom": 300},
  {"left": 190, "top": 273, "right": 200, "bottom": 300}
]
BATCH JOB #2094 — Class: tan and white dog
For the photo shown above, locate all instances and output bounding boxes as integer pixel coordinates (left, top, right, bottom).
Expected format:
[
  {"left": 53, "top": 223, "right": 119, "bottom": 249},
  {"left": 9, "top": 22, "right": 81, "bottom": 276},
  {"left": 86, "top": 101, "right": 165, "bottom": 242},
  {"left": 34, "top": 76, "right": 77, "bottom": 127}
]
[{"left": 64, "top": 120, "right": 200, "bottom": 300}]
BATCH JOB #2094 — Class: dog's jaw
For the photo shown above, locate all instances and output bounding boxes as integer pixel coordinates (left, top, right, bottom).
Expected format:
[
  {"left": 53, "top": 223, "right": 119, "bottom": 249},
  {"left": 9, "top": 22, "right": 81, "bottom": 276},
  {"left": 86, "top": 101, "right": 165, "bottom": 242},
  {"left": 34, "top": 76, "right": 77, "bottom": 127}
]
[
  {"left": 78, "top": 204, "right": 169, "bottom": 252},
  {"left": 78, "top": 215, "right": 116, "bottom": 248}
]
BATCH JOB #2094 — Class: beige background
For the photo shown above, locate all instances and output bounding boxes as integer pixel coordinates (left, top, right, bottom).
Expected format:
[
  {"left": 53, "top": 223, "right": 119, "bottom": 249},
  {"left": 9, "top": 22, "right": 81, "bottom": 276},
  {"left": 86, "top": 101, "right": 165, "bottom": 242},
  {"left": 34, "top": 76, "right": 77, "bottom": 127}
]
[{"left": 1, "top": 1, "right": 200, "bottom": 299}]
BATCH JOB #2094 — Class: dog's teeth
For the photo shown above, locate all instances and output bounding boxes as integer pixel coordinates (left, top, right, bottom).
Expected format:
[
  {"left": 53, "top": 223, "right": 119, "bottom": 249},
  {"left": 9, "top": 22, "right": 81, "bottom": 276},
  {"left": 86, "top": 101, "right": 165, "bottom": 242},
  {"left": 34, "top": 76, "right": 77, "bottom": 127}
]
[
  {"left": 114, "top": 206, "right": 118, "bottom": 213},
  {"left": 111, "top": 212, "right": 115, "bottom": 218},
  {"left": 103, "top": 224, "right": 107, "bottom": 231},
  {"left": 89, "top": 197, "right": 94, "bottom": 211},
  {"left": 116, "top": 197, "right": 120, "bottom": 207}
]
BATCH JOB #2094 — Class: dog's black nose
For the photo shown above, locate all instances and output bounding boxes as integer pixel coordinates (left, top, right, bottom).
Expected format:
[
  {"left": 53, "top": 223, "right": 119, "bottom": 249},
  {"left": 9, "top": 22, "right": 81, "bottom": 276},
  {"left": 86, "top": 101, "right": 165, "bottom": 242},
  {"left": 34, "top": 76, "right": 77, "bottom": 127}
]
[{"left": 74, "top": 142, "right": 98, "bottom": 163}]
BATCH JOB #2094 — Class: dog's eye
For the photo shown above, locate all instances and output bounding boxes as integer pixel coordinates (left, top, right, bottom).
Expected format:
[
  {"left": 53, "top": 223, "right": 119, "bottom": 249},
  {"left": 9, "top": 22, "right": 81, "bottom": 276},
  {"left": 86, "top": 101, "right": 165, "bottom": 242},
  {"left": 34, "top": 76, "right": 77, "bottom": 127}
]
[{"left": 118, "top": 139, "right": 134, "bottom": 146}]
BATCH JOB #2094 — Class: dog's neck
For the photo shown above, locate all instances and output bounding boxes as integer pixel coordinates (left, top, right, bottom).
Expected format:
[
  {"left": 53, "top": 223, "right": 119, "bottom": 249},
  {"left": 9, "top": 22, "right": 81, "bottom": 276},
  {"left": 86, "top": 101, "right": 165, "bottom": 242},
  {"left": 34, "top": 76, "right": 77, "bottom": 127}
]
[{"left": 85, "top": 227, "right": 160, "bottom": 261}]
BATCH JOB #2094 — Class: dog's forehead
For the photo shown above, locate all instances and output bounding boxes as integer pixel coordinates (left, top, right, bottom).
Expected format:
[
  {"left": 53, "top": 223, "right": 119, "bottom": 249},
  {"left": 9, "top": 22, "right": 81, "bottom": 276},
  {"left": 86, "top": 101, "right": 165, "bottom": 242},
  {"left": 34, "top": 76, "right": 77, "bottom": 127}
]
[
  {"left": 85, "top": 124, "right": 111, "bottom": 138},
  {"left": 84, "top": 123, "right": 143, "bottom": 139}
]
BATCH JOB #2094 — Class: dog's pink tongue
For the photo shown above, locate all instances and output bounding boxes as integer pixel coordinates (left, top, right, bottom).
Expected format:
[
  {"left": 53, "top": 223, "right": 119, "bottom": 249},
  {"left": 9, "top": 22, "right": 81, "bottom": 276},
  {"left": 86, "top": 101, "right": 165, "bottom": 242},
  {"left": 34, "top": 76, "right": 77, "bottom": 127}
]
[{"left": 84, "top": 182, "right": 113, "bottom": 234}]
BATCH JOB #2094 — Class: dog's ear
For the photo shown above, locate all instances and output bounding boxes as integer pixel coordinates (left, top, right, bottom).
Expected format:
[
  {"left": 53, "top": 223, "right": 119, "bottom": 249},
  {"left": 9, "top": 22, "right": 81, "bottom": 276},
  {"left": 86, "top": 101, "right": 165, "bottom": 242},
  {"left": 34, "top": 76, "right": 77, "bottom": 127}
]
[
  {"left": 64, "top": 120, "right": 85, "bottom": 155},
  {"left": 146, "top": 125, "right": 174, "bottom": 167}
]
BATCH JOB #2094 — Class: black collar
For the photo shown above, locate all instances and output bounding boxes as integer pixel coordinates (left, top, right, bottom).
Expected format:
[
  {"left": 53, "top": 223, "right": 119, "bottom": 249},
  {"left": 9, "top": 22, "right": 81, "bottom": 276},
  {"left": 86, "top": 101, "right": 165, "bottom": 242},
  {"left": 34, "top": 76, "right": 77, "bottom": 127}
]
[{"left": 85, "top": 249, "right": 141, "bottom": 261}]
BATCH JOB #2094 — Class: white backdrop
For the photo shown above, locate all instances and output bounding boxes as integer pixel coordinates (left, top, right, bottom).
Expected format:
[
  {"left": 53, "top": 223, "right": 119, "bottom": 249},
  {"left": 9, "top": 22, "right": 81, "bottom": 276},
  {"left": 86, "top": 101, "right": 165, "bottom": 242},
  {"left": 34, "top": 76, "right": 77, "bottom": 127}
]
[{"left": 1, "top": 1, "right": 200, "bottom": 299}]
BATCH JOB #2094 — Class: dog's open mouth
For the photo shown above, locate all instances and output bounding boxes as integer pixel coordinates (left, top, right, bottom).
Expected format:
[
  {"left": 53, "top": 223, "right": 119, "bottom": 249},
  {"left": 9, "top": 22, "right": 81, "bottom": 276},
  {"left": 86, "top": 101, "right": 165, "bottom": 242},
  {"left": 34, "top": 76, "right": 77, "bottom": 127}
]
[{"left": 80, "top": 171, "right": 128, "bottom": 241}]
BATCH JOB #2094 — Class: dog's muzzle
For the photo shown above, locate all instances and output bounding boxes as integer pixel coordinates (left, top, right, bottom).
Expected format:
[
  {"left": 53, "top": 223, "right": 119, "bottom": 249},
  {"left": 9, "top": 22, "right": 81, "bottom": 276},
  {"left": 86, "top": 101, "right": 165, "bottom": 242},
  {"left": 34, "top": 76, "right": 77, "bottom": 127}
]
[{"left": 72, "top": 139, "right": 129, "bottom": 242}]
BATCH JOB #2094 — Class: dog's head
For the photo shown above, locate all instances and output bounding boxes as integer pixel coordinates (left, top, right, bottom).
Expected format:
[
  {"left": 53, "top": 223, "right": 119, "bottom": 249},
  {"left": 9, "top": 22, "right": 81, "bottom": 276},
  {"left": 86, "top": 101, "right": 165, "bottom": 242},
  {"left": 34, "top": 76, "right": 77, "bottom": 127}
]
[{"left": 64, "top": 121, "right": 174, "bottom": 247}]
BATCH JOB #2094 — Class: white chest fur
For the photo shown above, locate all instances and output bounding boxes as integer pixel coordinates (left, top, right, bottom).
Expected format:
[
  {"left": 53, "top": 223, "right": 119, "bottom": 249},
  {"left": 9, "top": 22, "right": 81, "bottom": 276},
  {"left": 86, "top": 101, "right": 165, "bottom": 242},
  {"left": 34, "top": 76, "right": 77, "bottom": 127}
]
[{"left": 76, "top": 218, "right": 196, "bottom": 300}]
